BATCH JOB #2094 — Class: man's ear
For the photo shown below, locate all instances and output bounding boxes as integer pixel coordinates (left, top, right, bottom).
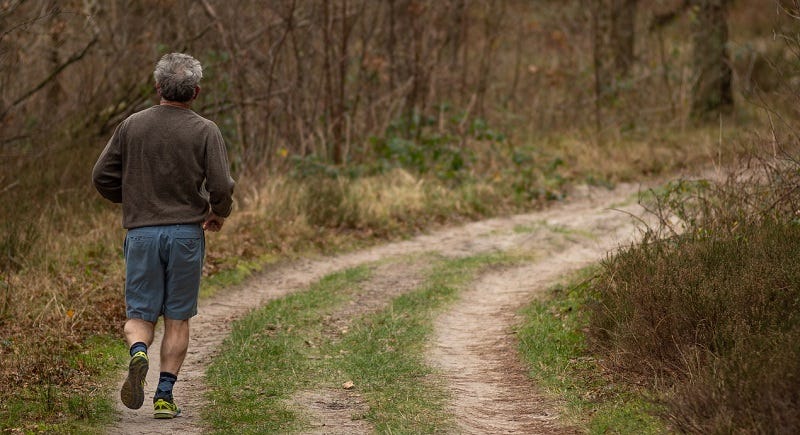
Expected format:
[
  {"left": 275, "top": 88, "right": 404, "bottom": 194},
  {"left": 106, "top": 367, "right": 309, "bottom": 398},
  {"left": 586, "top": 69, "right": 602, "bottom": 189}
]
[
  {"left": 193, "top": 86, "right": 201, "bottom": 100},
  {"left": 156, "top": 83, "right": 162, "bottom": 97}
]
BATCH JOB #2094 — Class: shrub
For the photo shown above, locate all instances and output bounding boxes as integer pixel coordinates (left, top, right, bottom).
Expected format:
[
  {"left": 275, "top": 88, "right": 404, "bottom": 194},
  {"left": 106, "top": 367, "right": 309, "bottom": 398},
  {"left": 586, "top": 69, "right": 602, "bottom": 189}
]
[{"left": 588, "top": 155, "right": 800, "bottom": 432}]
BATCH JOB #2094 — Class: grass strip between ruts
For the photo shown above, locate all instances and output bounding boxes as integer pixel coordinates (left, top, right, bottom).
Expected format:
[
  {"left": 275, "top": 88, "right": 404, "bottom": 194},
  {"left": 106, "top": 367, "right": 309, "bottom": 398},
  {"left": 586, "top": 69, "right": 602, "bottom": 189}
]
[
  {"left": 203, "top": 266, "right": 372, "bottom": 433},
  {"left": 203, "top": 252, "right": 514, "bottom": 433},
  {"left": 516, "top": 266, "right": 667, "bottom": 434}
]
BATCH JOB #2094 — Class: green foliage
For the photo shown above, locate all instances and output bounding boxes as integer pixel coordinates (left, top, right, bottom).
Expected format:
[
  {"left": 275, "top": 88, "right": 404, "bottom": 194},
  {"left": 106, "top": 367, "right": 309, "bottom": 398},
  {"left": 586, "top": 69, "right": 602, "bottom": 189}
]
[
  {"left": 369, "top": 110, "right": 507, "bottom": 183},
  {"left": 287, "top": 109, "right": 509, "bottom": 185},
  {"left": 507, "top": 146, "right": 566, "bottom": 203},
  {"left": 289, "top": 154, "right": 343, "bottom": 180},
  {"left": 468, "top": 117, "right": 507, "bottom": 143}
]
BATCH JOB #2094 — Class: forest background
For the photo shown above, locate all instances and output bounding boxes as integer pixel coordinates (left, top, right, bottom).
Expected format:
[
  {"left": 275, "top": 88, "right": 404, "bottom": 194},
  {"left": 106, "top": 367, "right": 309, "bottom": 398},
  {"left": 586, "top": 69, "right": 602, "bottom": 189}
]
[{"left": 2, "top": 0, "right": 800, "bottom": 431}]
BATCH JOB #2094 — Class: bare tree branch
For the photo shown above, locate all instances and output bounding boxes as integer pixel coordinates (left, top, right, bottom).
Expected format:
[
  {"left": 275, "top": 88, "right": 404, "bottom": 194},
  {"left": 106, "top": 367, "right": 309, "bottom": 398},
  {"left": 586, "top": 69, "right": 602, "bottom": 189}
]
[{"left": 0, "top": 34, "right": 98, "bottom": 122}]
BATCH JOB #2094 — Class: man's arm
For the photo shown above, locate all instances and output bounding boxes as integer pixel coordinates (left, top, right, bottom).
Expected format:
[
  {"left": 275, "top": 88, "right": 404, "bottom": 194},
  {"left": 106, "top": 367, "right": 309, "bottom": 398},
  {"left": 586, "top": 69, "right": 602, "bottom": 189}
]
[
  {"left": 91, "top": 125, "right": 124, "bottom": 203},
  {"left": 205, "top": 125, "right": 235, "bottom": 218}
]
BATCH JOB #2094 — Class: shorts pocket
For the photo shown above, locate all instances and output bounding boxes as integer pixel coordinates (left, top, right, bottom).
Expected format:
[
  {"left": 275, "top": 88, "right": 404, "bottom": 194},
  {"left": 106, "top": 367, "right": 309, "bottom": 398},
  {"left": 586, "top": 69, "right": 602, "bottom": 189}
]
[
  {"left": 176, "top": 237, "right": 201, "bottom": 250},
  {"left": 175, "top": 237, "right": 204, "bottom": 262},
  {"left": 124, "top": 235, "right": 155, "bottom": 259}
]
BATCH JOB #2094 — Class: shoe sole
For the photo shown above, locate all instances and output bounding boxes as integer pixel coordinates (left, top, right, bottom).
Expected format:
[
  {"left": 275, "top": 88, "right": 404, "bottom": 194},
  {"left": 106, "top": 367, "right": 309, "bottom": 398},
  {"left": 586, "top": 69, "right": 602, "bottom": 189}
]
[
  {"left": 153, "top": 409, "right": 180, "bottom": 419},
  {"left": 120, "top": 355, "right": 148, "bottom": 409}
]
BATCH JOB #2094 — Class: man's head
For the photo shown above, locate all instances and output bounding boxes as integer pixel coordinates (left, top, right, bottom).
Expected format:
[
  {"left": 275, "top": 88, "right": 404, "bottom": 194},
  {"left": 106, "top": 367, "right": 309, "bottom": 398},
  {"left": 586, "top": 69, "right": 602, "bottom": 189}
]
[{"left": 154, "top": 53, "right": 202, "bottom": 103}]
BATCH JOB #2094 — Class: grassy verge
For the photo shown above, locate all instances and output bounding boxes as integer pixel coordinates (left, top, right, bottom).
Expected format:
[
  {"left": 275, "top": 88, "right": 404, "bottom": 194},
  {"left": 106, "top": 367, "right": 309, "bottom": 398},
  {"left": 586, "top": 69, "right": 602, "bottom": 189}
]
[
  {"left": 516, "top": 267, "right": 667, "bottom": 434},
  {"left": 1, "top": 335, "right": 127, "bottom": 434},
  {"left": 204, "top": 252, "right": 514, "bottom": 433}
]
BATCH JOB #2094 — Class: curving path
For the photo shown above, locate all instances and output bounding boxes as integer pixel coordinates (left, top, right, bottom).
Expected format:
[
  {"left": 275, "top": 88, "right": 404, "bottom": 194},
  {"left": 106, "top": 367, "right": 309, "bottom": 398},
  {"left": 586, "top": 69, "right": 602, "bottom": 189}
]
[{"left": 107, "top": 180, "right": 653, "bottom": 434}]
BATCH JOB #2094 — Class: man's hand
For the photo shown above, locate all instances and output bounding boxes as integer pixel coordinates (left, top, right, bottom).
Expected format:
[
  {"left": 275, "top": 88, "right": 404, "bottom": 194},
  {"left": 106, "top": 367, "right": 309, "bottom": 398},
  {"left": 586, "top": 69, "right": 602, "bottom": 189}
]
[{"left": 203, "top": 212, "right": 225, "bottom": 232}]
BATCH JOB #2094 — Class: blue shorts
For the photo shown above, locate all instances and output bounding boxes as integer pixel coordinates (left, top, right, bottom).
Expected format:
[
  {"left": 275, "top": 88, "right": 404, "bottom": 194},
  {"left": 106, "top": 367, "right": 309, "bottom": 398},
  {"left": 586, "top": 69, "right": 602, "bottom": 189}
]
[{"left": 124, "top": 224, "right": 205, "bottom": 322}]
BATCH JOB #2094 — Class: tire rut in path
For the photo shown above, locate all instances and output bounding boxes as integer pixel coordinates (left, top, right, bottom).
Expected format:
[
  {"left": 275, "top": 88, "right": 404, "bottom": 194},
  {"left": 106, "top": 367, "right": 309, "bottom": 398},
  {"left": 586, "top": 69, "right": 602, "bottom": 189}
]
[
  {"left": 107, "top": 181, "right": 647, "bottom": 434},
  {"left": 427, "top": 192, "right": 648, "bottom": 434}
]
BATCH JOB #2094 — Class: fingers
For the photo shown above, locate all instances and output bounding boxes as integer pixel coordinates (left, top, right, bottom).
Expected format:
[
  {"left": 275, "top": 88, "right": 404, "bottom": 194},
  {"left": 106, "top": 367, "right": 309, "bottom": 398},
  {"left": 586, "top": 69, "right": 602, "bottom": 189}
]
[
  {"left": 203, "top": 219, "right": 223, "bottom": 232},
  {"left": 203, "top": 212, "right": 225, "bottom": 232}
]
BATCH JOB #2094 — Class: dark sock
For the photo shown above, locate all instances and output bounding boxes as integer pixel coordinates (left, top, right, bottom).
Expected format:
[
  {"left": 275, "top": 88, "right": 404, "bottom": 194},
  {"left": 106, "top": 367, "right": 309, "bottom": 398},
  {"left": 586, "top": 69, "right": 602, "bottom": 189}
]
[
  {"left": 154, "top": 372, "right": 177, "bottom": 402},
  {"left": 129, "top": 342, "right": 147, "bottom": 357}
]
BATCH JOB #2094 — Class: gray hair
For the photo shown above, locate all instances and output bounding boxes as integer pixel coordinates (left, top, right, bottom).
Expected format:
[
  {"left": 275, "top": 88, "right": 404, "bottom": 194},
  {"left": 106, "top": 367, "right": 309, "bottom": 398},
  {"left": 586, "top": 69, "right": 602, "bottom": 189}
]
[{"left": 153, "top": 53, "right": 203, "bottom": 102}]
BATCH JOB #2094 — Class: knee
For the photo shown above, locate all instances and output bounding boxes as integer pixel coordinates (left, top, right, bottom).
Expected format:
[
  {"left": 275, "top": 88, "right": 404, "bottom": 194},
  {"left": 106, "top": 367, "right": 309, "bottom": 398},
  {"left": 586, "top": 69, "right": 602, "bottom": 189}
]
[
  {"left": 163, "top": 317, "right": 191, "bottom": 333},
  {"left": 124, "top": 318, "right": 156, "bottom": 345}
]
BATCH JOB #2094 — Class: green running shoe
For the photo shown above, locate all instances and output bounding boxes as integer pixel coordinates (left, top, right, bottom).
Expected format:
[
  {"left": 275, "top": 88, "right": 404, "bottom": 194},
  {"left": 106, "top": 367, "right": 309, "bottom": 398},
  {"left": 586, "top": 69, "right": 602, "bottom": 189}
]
[
  {"left": 153, "top": 398, "right": 181, "bottom": 419},
  {"left": 120, "top": 351, "right": 148, "bottom": 409}
]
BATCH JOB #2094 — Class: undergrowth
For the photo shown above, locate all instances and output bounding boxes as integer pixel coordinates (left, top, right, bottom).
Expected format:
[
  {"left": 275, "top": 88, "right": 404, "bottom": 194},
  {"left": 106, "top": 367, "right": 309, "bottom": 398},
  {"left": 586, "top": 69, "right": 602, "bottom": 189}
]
[{"left": 588, "top": 153, "right": 800, "bottom": 432}]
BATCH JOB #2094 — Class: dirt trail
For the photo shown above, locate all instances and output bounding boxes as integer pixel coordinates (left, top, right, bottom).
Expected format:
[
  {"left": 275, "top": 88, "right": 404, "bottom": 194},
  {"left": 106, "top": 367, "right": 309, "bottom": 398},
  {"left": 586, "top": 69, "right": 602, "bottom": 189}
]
[
  {"left": 428, "top": 190, "right": 649, "bottom": 434},
  {"left": 107, "top": 180, "right": 651, "bottom": 434}
]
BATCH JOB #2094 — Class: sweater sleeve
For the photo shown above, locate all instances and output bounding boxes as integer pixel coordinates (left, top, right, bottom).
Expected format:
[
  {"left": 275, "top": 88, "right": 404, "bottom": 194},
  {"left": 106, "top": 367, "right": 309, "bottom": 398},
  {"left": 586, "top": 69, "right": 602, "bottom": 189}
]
[
  {"left": 92, "top": 123, "right": 124, "bottom": 203},
  {"left": 205, "top": 124, "right": 235, "bottom": 217}
]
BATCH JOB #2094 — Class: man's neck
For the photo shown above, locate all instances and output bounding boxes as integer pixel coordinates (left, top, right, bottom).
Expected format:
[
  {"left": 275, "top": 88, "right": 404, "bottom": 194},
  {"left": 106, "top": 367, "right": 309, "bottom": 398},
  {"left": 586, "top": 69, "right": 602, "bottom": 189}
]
[{"left": 159, "top": 99, "right": 192, "bottom": 109}]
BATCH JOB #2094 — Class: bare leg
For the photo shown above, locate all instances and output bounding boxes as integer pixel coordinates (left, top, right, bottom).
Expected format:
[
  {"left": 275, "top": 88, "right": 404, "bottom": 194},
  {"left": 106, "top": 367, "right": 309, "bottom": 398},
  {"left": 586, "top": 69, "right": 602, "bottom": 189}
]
[
  {"left": 124, "top": 318, "right": 156, "bottom": 348},
  {"left": 160, "top": 317, "right": 190, "bottom": 375},
  {"left": 121, "top": 318, "right": 154, "bottom": 409}
]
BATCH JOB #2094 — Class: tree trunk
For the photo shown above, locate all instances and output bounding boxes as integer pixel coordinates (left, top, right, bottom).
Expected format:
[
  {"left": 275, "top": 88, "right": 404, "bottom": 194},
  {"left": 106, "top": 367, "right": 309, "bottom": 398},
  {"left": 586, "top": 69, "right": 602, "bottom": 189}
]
[
  {"left": 690, "top": 0, "right": 733, "bottom": 120},
  {"left": 46, "top": 3, "right": 64, "bottom": 109},
  {"left": 592, "top": 0, "right": 637, "bottom": 130},
  {"left": 611, "top": 0, "right": 637, "bottom": 79},
  {"left": 591, "top": 0, "right": 613, "bottom": 132}
]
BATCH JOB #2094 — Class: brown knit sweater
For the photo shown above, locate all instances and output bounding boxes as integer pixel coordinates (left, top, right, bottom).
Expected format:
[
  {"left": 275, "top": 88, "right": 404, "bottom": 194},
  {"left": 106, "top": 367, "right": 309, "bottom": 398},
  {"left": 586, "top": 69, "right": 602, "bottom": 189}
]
[{"left": 92, "top": 105, "right": 235, "bottom": 229}]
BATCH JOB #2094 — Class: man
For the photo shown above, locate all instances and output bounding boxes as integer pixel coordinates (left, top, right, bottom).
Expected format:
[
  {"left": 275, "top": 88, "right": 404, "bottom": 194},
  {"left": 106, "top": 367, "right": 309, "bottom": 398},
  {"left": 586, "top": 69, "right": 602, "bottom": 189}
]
[{"left": 92, "top": 52, "right": 235, "bottom": 419}]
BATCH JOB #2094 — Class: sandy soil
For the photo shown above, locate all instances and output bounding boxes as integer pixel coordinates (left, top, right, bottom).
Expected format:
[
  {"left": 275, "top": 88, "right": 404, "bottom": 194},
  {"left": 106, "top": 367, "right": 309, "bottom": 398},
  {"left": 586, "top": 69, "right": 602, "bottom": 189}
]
[
  {"left": 107, "top": 180, "right": 652, "bottom": 434},
  {"left": 427, "top": 186, "right": 650, "bottom": 434}
]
